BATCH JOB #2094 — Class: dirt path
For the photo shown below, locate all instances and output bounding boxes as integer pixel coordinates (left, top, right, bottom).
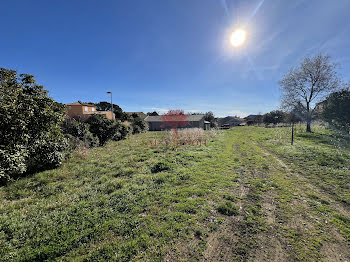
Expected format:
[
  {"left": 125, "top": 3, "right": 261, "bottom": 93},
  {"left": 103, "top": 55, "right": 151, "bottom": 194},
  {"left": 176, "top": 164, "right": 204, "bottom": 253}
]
[
  {"left": 254, "top": 142, "right": 350, "bottom": 261},
  {"left": 202, "top": 139, "right": 288, "bottom": 261},
  {"left": 258, "top": 143, "right": 350, "bottom": 219},
  {"left": 167, "top": 129, "right": 350, "bottom": 261}
]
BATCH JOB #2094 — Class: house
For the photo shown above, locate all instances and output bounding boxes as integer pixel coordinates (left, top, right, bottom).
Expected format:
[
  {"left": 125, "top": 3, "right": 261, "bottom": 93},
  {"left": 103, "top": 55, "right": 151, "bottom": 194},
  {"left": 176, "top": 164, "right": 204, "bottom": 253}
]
[
  {"left": 66, "top": 101, "right": 115, "bottom": 120},
  {"left": 145, "top": 114, "right": 206, "bottom": 131}
]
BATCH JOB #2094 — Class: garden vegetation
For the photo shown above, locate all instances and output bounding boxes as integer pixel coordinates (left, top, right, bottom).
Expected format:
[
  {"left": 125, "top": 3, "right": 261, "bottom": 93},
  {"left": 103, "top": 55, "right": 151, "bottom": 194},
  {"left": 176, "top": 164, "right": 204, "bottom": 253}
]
[{"left": 0, "top": 68, "right": 147, "bottom": 183}]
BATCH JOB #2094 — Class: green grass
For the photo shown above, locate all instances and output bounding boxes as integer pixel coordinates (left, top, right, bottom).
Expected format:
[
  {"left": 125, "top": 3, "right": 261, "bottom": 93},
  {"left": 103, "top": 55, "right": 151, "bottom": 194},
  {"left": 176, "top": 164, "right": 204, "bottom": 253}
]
[{"left": 0, "top": 126, "right": 349, "bottom": 261}]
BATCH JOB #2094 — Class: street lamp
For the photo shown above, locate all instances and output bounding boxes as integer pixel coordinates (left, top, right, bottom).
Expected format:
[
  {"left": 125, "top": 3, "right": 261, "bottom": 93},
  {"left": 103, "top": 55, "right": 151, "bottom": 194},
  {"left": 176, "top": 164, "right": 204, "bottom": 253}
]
[{"left": 106, "top": 91, "right": 113, "bottom": 119}]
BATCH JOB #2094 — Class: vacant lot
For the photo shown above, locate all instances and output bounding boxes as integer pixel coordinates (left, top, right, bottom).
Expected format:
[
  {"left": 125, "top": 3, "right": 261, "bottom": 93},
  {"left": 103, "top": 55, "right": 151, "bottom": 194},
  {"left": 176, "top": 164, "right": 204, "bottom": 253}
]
[{"left": 1, "top": 126, "right": 349, "bottom": 261}]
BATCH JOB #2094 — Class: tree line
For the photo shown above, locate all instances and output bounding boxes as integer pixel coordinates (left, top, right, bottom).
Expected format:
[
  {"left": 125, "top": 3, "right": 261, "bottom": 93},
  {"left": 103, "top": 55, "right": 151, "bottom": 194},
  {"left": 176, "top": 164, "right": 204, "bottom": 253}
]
[
  {"left": 249, "top": 88, "right": 349, "bottom": 133},
  {"left": 0, "top": 67, "right": 147, "bottom": 183}
]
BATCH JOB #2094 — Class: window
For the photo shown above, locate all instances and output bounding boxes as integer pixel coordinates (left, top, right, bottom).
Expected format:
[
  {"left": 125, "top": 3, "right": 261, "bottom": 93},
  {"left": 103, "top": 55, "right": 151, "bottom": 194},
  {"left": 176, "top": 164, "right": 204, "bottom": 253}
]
[
  {"left": 84, "top": 106, "right": 88, "bottom": 112},
  {"left": 92, "top": 108, "right": 95, "bottom": 112},
  {"left": 68, "top": 106, "right": 71, "bottom": 110}
]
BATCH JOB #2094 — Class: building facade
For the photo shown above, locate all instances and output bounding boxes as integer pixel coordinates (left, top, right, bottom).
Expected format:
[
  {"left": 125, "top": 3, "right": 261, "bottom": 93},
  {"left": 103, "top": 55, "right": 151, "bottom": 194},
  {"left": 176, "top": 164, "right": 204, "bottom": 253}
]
[
  {"left": 66, "top": 102, "right": 115, "bottom": 120},
  {"left": 145, "top": 114, "right": 206, "bottom": 131}
]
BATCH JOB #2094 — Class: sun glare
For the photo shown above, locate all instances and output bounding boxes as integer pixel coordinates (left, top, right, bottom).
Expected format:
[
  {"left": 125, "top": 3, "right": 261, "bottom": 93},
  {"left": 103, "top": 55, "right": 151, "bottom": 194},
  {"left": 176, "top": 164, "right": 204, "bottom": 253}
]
[{"left": 230, "top": 28, "right": 247, "bottom": 47}]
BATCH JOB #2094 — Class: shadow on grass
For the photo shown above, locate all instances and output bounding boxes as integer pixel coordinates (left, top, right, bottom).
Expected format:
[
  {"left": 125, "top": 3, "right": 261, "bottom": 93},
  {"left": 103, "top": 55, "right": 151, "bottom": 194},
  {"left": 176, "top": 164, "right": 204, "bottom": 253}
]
[{"left": 298, "top": 131, "right": 350, "bottom": 149}]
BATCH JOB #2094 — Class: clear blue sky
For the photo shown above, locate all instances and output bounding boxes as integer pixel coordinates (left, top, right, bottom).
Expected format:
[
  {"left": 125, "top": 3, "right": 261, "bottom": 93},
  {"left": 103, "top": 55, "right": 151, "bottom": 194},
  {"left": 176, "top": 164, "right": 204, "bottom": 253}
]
[{"left": 1, "top": 0, "right": 350, "bottom": 117}]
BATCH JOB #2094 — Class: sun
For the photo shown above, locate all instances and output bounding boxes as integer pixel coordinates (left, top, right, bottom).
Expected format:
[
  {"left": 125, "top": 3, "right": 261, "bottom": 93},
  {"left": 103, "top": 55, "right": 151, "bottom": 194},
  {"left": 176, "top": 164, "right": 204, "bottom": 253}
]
[{"left": 230, "top": 28, "right": 247, "bottom": 47}]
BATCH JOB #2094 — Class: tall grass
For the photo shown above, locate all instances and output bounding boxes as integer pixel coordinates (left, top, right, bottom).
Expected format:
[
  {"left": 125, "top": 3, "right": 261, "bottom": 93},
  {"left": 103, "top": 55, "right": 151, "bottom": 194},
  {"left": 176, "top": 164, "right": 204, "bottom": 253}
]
[
  {"left": 162, "top": 128, "right": 221, "bottom": 146},
  {"left": 270, "top": 123, "right": 349, "bottom": 145}
]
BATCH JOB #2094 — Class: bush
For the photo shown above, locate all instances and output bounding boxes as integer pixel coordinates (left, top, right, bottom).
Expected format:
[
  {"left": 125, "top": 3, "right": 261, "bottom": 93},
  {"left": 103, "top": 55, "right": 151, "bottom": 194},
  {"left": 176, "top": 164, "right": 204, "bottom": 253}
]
[
  {"left": 26, "top": 132, "right": 67, "bottom": 173},
  {"left": 86, "top": 115, "right": 125, "bottom": 145},
  {"left": 0, "top": 145, "right": 28, "bottom": 182},
  {"left": 119, "top": 123, "right": 132, "bottom": 139},
  {"left": 112, "top": 121, "right": 131, "bottom": 141},
  {"left": 0, "top": 68, "right": 67, "bottom": 182},
  {"left": 62, "top": 119, "right": 99, "bottom": 148},
  {"left": 131, "top": 117, "right": 148, "bottom": 134},
  {"left": 263, "top": 110, "right": 286, "bottom": 126}
]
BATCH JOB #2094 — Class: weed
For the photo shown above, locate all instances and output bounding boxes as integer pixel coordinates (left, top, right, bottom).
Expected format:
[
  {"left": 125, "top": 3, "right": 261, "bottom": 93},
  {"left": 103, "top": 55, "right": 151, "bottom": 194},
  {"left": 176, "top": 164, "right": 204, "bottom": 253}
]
[{"left": 217, "top": 201, "right": 239, "bottom": 216}]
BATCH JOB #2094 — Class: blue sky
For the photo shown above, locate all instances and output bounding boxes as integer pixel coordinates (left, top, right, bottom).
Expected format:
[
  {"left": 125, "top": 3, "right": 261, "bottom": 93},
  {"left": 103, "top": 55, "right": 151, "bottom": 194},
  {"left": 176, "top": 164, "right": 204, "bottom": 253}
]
[{"left": 1, "top": 0, "right": 350, "bottom": 117}]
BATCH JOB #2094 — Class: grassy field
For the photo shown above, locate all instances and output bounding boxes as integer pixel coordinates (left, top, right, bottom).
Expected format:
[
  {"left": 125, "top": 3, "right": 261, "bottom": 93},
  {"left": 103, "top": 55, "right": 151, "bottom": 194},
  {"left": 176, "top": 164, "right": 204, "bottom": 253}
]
[{"left": 0, "top": 126, "right": 349, "bottom": 261}]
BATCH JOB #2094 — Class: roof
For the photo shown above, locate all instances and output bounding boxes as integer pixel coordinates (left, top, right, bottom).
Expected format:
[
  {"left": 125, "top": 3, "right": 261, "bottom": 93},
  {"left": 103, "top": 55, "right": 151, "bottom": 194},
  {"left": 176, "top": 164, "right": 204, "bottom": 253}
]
[
  {"left": 244, "top": 114, "right": 260, "bottom": 120},
  {"left": 67, "top": 101, "right": 95, "bottom": 107},
  {"left": 145, "top": 114, "right": 205, "bottom": 122}
]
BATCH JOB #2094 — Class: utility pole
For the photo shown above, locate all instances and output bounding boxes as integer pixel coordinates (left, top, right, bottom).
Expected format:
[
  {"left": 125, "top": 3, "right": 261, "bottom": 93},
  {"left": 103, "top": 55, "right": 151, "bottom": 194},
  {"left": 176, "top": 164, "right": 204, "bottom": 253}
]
[{"left": 106, "top": 91, "right": 113, "bottom": 120}]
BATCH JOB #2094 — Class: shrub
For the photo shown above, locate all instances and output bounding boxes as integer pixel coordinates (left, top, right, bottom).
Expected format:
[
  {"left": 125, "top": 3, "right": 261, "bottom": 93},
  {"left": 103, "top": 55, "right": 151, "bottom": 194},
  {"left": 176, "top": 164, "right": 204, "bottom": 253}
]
[
  {"left": 0, "top": 145, "right": 28, "bottom": 182},
  {"left": 85, "top": 115, "right": 127, "bottom": 145},
  {"left": 119, "top": 123, "right": 132, "bottom": 139},
  {"left": 26, "top": 131, "right": 67, "bottom": 173},
  {"left": 62, "top": 119, "right": 99, "bottom": 148},
  {"left": 112, "top": 121, "right": 132, "bottom": 141},
  {"left": 0, "top": 68, "right": 67, "bottom": 182},
  {"left": 131, "top": 117, "right": 148, "bottom": 134},
  {"left": 85, "top": 115, "right": 116, "bottom": 145}
]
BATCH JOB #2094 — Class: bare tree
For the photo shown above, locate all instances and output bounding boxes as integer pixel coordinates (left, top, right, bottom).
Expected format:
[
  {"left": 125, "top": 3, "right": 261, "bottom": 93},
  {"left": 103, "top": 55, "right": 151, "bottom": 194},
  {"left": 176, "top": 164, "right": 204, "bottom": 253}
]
[{"left": 279, "top": 54, "right": 339, "bottom": 132}]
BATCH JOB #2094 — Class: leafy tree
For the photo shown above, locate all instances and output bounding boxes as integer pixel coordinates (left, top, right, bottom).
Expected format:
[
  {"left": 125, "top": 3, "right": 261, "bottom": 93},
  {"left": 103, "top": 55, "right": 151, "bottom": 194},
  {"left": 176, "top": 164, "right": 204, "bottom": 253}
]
[
  {"left": 95, "top": 101, "right": 128, "bottom": 120},
  {"left": 147, "top": 111, "right": 159, "bottom": 116},
  {"left": 0, "top": 68, "right": 67, "bottom": 182},
  {"left": 204, "top": 111, "right": 217, "bottom": 128},
  {"left": 263, "top": 110, "right": 286, "bottom": 126},
  {"left": 279, "top": 54, "right": 339, "bottom": 132},
  {"left": 322, "top": 89, "right": 350, "bottom": 133}
]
